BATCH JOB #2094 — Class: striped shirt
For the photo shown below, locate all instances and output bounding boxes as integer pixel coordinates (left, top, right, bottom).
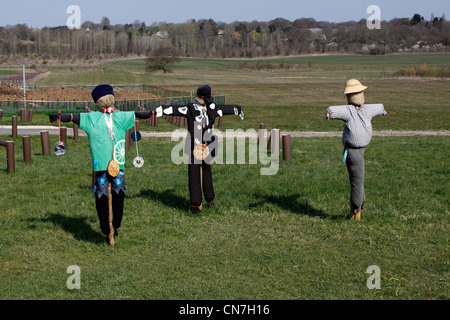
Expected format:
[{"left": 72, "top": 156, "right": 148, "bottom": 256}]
[{"left": 326, "top": 104, "right": 386, "bottom": 148}]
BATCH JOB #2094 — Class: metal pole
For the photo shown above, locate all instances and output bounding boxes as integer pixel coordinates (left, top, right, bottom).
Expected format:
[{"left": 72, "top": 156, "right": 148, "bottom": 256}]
[{"left": 23, "top": 65, "right": 26, "bottom": 110}]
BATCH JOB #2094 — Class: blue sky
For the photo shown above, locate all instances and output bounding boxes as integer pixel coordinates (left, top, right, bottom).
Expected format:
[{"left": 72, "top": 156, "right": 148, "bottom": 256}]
[{"left": 1, "top": 0, "right": 449, "bottom": 28}]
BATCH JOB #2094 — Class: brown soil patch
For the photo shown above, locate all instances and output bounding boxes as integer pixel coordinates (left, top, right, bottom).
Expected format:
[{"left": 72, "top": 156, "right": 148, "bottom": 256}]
[{"left": 0, "top": 83, "right": 158, "bottom": 101}]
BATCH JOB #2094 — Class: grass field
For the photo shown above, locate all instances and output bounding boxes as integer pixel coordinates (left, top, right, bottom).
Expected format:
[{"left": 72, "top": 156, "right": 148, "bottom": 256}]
[
  {"left": 0, "top": 54, "right": 448, "bottom": 300},
  {"left": 0, "top": 134, "right": 448, "bottom": 299},
  {"left": 17, "top": 53, "right": 446, "bottom": 131}
]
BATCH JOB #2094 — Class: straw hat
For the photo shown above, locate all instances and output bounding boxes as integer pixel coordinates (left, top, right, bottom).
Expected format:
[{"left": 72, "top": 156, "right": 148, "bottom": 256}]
[{"left": 344, "top": 79, "right": 368, "bottom": 95}]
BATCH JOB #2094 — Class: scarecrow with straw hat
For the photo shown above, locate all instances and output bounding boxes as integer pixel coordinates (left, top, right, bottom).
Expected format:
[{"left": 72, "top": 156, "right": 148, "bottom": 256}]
[
  {"left": 49, "top": 84, "right": 157, "bottom": 245},
  {"left": 156, "top": 85, "right": 244, "bottom": 213},
  {"left": 326, "top": 79, "right": 387, "bottom": 220}
]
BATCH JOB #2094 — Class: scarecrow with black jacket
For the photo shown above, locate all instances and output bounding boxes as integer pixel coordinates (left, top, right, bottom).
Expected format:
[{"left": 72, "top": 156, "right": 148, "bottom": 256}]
[
  {"left": 156, "top": 85, "right": 244, "bottom": 213},
  {"left": 326, "top": 79, "right": 387, "bottom": 220},
  {"left": 50, "top": 84, "right": 156, "bottom": 245}
]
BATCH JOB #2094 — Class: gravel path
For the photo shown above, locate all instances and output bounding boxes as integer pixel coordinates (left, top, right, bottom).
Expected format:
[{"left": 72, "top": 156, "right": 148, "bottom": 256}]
[{"left": 0, "top": 126, "right": 449, "bottom": 138}]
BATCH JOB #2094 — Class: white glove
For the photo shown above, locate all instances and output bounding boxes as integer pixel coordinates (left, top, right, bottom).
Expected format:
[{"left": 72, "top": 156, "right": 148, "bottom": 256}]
[{"left": 156, "top": 106, "right": 163, "bottom": 117}]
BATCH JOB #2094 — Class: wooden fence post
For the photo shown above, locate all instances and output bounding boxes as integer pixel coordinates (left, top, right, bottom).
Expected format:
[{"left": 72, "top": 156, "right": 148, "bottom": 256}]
[
  {"left": 268, "top": 129, "right": 280, "bottom": 154},
  {"left": 12, "top": 116, "right": 18, "bottom": 138},
  {"left": 40, "top": 131, "right": 50, "bottom": 155},
  {"left": 73, "top": 123, "right": 79, "bottom": 140},
  {"left": 258, "top": 123, "right": 265, "bottom": 145},
  {"left": 23, "top": 136, "right": 31, "bottom": 163},
  {"left": 282, "top": 134, "right": 291, "bottom": 162},
  {"left": 6, "top": 141, "right": 15, "bottom": 173},
  {"left": 61, "top": 127, "right": 67, "bottom": 146}
]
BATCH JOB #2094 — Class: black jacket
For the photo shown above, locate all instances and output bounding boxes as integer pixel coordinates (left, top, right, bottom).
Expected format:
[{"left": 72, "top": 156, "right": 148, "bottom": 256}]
[{"left": 159, "top": 102, "right": 243, "bottom": 156}]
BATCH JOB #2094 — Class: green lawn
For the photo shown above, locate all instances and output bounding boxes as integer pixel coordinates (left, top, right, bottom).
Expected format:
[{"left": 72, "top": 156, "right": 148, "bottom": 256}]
[{"left": 0, "top": 134, "right": 448, "bottom": 299}]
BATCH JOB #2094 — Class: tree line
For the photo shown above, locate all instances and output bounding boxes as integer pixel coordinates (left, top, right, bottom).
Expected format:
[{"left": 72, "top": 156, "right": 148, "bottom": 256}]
[{"left": 0, "top": 14, "right": 448, "bottom": 64}]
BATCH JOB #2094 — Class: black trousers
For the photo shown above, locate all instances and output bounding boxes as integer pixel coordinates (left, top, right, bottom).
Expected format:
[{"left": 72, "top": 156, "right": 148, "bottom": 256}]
[
  {"left": 188, "top": 155, "right": 215, "bottom": 207},
  {"left": 95, "top": 191, "right": 125, "bottom": 236}
]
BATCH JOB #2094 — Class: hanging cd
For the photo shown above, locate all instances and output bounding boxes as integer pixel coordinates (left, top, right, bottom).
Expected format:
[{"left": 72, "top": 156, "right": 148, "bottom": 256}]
[
  {"left": 54, "top": 141, "right": 66, "bottom": 156},
  {"left": 131, "top": 131, "right": 142, "bottom": 142},
  {"left": 133, "top": 157, "right": 144, "bottom": 168}
]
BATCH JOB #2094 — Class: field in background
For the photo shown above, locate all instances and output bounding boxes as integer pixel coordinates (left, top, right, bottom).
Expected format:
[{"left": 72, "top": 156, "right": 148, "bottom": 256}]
[
  {"left": 0, "top": 53, "right": 448, "bottom": 300},
  {"left": 26, "top": 53, "right": 450, "bottom": 131}
]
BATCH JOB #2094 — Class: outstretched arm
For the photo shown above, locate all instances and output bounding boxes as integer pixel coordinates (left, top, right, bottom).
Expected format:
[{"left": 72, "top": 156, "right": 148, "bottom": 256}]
[
  {"left": 215, "top": 104, "right": 244, "bottom": 119},
  {"left": 364, "top": 104, "right": 387, "bottom": 119},
  {"left": 156, "top": 105, "right": 189, "bottom": 118},
  {"left": 135, "top": 110, "right": 154, "bottom": 120},
  {"left": 326, "top": 105, "right": 351, "bottom": 121},
  {"left": 49, "top": 113, "right": 81, "bottom": 125}
]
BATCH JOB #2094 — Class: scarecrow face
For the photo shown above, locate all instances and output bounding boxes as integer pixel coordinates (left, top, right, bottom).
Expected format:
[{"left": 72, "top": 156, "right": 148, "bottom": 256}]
[
  {"left": 96, "top": 94, "right": 115, "bottom": 110},
  {"left": 347, "top": 91, "right": 365, "bottom": 106}
]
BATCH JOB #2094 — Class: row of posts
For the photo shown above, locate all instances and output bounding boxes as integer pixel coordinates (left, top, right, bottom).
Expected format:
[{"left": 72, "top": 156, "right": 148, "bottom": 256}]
[
  {"left": 259, "top": 123, "right": 291, "bottom": 162},
  {"left": 1, "top": 119, "right": 291, "bottom": 175}
]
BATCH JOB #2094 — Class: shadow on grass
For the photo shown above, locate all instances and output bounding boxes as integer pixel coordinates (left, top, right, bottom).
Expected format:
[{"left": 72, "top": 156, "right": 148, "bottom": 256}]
[
  {"left": 33, "top": 214, "right": 105, "bottom": 244},
  {"left": 133, "top": 189, "right": 190, "bottom": 212},
  {"left": 249, "top": 194, "right": 331, "bottom": 219}
]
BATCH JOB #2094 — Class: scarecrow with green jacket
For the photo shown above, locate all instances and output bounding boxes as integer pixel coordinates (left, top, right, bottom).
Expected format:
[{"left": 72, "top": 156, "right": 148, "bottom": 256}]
[{"left": 50, "top": 84, "right": 156, "bottom": 245}]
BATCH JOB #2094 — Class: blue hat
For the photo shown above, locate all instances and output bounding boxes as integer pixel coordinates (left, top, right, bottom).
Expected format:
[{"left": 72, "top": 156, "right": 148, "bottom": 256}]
[{"left": 91, "top": 84, "right": 114, "bottom": 103}]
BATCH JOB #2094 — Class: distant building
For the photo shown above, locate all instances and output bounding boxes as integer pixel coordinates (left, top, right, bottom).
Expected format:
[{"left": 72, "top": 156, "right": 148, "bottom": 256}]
[{"left": 156, "top": 31, "right": 169, "bottom": 39}]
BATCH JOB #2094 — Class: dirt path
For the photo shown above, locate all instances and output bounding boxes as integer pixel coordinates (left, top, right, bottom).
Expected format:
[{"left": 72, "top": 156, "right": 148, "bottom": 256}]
[
  {"left": 139, "top": 130, "right": 450, "bottom": 138},
  {"left": 0, "top": 126, "right": 448, "bottom": 137}
]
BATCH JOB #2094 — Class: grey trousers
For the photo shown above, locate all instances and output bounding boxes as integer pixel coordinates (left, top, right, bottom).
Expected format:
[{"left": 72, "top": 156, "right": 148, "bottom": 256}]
[{"left": 346, "top": 147, "right": 366, "bottom": 212}]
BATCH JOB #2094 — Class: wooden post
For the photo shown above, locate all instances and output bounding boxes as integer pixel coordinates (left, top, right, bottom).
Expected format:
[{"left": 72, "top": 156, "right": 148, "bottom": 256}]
[
  {"left": 73, "top": 123, "right": 79, "bottom": 140},
  {"left": 6, "top": 141, "right": 15, "bottom": 173},
  {"left": 0, "top": 109, "right": 3, "bottom": 121},
  {"left": 218, "top": 116, "right": 223, "bottom": 128},
  {"left": 125, "top": 129, "right": 132, "bottom": 151},
  {"left": 282, "top": 134, "right": 291, "bottom": 162},
  {"left": 40, "top": 131, "right": 50, "bottom": 155},
  {"left": 61, "top": 127, "right": 67, "bottom": 146},
  {"left": 268, "top": 129, "right": 280, "bottom": 154},
  {"left": 258, "top": 123, "right": 265, "bottom": 145},
  {"left": 27, "top": 109, "right": 33, "bottom": 122},
  {"left": 12, "top": 116, "right": 18, "bottom": 138},
  {"left": 23, "top": 136, "right": 31, "bottom": 163}
]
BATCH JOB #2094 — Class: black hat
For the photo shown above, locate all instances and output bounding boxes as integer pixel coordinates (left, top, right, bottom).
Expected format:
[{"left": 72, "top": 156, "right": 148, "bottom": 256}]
[
  {"left": 196, "top": 85, "right": 214, "bottom": 103},
  {"left": 92, "top": 84, "right": 114, "bottom": 103}
]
